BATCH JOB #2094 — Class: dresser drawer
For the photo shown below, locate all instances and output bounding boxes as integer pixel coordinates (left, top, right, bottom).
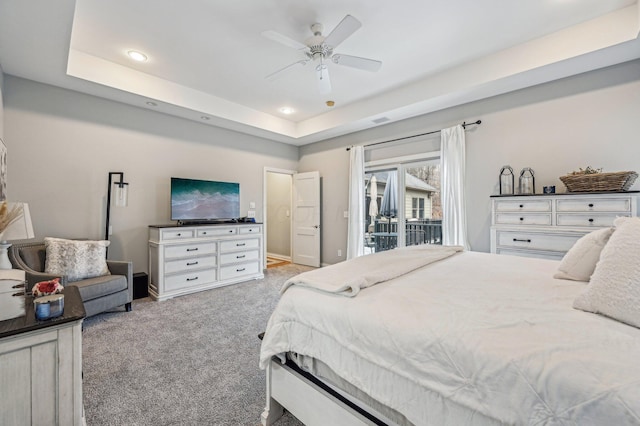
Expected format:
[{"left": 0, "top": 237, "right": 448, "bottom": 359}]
[
  {"left": 496, "top": 248, "right": 565, "bottom": 261},
  {"left": 220, "top": 238, "right": 260, "bottom": 252},
  {"left": 161, "top": 229, "right": 195, "bottom": 240},
  {"left": 165, "top": 256, "right": 217, "bottom": 274},
  {"left": 164, "top": 242, "right": 217, "bottom": 259},
  {"left": 220, "top": 261, "right": 260, "bottom": 281},
  {"left": 494, "top": 213, "right": 552, "bottom": 226},
  {"left": 556, "top": 198, "right": 631, "bottom": 212},
  {"left": 556, "top": 213, "right": 628, "bottom": 227},
  {"left": 494, "top": 200, "right": 551, "bottom": 212},
  {"left": 165, "top": 268, "right": 217, "bottom": 292},
  {"left": 496, "top": 230, "right": 581, "bottom": 252},
  {"left": 239, "top": 226, "right": 261, "bottom": 235},
  {"left": 197, "top": 227, "right": 237, "bottom": 238},
  {"left": 220, "top": 250, "right": 259, "bottom": 265}
]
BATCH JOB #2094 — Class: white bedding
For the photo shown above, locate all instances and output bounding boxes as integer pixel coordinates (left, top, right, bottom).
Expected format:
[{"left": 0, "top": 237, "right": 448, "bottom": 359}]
[
  {"left": 260, "top": 251, "right": 640, "bottom": 425},
  {"left": 280, "top": 244, "right": 462, "bottom": 297}
]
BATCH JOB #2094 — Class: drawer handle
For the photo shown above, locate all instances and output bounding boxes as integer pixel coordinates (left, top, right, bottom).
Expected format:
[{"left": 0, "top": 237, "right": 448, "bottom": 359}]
[
  {"left": 236, "top": 268, "right": 246, "bottom": 272},
  {"left": 202, "top": 232, "right": 207, "bottom": 235},
  {"left": 588, "top": 218, "right": 594, "bottom": 223},
  {"left": 177, "top": 233, "right": 182, "bottom": 236},
  {"left": 588, "top": 203, "right": 594, "bottom": 208},
  {"left": 186, "top": 261, "right": 199, "bottom": 266},
  {"left": 186, "top": 248, "right": 199, "bottom": 252},
  {"left": 12, "top": 283, "right": 25, "bottom": 289},
  {"left": 186, "top": 276, "right": 199, "bottom": 282},
  {"left": 237, "top": 255, "right": 246, "bottom": 259},
  {"left": 12, "top": 292, "right": 24, "bottom": 297},
  {"left": 237, "top": 243, "right": 246, "bottom": 247},
  {"left": 519, "top": 217, "right": 524, "bottom": 221},
  {"left": 513, "top": 238, "right": 531, "bottom": 243},
  {"left": 229, "top": 230, "right": 234, "bottom": 233},
  {"left": 519, "top": 204, "right": 524, "bottom": 208}
]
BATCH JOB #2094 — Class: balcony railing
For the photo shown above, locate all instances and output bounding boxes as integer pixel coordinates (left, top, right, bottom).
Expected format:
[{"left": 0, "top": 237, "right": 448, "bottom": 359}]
[{"left": 366, "top": 219, "right": 442, "bottom": 252}]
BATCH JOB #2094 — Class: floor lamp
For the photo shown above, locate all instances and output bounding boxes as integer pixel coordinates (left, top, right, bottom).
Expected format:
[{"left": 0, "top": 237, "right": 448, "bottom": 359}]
[
  {"left": 0, "top": 202, "right": 35, "bottom": 269},
  {"left": 105, "top": 172, "right": 129, "bottom": 255}
]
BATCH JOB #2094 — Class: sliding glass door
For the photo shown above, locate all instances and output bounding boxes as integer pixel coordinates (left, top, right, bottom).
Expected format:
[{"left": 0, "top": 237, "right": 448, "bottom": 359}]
[{"left": 364, "top": 158, "right": 441, "bottom": 254}]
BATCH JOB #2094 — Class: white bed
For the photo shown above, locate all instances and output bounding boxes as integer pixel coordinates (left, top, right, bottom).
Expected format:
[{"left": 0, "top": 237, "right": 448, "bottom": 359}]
[{"left": 260, "top": 244, "right": 640, "bottom": 425}]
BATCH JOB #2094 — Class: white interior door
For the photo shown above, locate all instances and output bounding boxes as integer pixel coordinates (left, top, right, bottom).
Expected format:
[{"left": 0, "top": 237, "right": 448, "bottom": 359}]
[{"left": 292, "top": 171, "right": 321, "bottom": 267}]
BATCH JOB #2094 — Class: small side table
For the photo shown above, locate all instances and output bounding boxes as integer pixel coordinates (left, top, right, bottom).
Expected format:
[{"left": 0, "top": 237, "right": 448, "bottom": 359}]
[{"left": 0, "top": 286, "right": 86, "bottom": 425}]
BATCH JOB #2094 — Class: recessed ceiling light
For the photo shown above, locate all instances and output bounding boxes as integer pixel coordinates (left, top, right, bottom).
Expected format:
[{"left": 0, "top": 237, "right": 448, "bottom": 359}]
[
  {"left": 127, "top": 50, "right": 148, "bottom": 62},
  {"left": 279, "top": 107, "right": 294, "bottom": 115},
  {"left": 146, "top": 101, "right": 157, "bottom": 106}
]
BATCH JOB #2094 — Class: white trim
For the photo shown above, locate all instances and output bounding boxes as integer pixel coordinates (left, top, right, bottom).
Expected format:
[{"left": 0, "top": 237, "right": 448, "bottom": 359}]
[
  {"left": 266, "top": 253, "right": 292, "bottom": 262},
  {"left": 365, "top": 150, "right": 440, "bottom": 168}
]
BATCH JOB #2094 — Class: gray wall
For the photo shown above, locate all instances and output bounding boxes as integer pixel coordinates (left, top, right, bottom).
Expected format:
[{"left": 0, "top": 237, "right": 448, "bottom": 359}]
[
  {"left": 3, "top": 60, "right": 639, "bottom": 271},
  {"left": 3, "top": 75, "right": 299, "bottom": 273},
  {"left": 300, "top": 59, "right": 640, "bottom": 265},
  {"left": 266, "top": 172, "right": 292, "bottom": 259},
  {"left": 0, "top": 66, "right": 4, "bottom": 140}
]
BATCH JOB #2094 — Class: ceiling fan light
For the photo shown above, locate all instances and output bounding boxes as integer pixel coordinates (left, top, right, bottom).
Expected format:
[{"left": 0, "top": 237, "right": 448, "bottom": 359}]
[{"left": 279, "top": 107, "right": 294, "bottom": 115}]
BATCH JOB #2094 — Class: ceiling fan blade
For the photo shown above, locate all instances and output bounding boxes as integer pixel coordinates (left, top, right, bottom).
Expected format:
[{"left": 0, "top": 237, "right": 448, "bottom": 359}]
[
  {"left": 331, "top": 54, "right": 382, "bottom": 72},
  {"left": 316, "top": 64, "right": 332, "bottom": 94},
  {"left": 324, "top": 15, "right": 361, "bottom": 49},
  {"left": 266, "top": 59, "right": 309, "bottom": 81},
  {"left": 261, "top": 30, "right": 307, "bottom": 50}
]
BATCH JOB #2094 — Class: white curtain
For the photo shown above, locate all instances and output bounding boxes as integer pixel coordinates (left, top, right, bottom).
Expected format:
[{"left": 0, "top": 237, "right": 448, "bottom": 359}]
[
  {"left": 347, "top": 146, "right": 365, "bottom": 260},
  {"left": 440, "top": 125, "right": 470, "bottom": 250}
]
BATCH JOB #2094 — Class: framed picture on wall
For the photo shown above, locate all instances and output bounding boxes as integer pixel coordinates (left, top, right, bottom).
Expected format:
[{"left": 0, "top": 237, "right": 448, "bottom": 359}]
[{"left": 0, "top": 138, "right": 6, "bottom": 201}]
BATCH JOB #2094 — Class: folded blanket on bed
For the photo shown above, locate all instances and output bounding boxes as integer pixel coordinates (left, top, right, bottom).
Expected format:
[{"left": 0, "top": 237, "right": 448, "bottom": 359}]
[{"left": 281, "top": 244, "right": 463, "bottom": 297}]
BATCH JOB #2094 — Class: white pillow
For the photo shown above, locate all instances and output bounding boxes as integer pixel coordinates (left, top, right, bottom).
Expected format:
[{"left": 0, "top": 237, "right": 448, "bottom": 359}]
[
  {"left": 45, "top": 237, "right": 111, "bottom": 282},
  {"left": 554, "top": 227, "right": 614, "bottom": 282},
  {"left": 573, "top": 217, "right": 640, "bottom": 328}
]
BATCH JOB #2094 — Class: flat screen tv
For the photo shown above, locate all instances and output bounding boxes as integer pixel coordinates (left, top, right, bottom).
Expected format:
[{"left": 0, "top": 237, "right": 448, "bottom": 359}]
[{"left": 171, "top": 177, "right": 240, "bottom": 222}]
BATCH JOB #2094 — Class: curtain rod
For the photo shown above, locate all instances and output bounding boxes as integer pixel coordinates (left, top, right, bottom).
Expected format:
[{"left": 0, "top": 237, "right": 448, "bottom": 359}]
[{"left": 346, "top": 119, "right": 481, "bottom": 151}]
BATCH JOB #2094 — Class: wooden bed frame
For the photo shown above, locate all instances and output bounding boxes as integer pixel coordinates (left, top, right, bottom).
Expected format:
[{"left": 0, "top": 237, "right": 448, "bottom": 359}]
[{"left": 262, "top": 357, "right": 398, "bottom": 426}]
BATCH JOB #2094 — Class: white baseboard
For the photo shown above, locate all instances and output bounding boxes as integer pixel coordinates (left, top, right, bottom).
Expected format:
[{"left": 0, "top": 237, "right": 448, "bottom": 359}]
[{"left": 266, "top": 253, "right": 291, "bottom": 262}]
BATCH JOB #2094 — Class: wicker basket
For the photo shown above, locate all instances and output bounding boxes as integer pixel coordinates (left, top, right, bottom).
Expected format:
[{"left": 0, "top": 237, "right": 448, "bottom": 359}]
[{"left": 559, "top": 171, "right": 638, "bottom": 192}]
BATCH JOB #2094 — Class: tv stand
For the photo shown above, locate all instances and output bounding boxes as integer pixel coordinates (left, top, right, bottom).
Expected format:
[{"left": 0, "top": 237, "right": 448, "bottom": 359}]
[
  {"left": 176, "top": 219, "right": 237, "bottom": 226},
  {"left": 148, "top": 223, "right": 264, "bottom": 301}
]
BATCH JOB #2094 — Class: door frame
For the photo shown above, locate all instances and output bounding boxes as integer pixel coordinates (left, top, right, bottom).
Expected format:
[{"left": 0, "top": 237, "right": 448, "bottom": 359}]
[{"left": 263, "top": 167, "right": 296, "bottom": 270}]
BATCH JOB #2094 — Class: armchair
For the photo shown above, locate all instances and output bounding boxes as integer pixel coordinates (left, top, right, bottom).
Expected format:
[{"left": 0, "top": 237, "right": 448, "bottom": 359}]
[{"left": 9, "top": 241, "right": 133, "bottom": 317}]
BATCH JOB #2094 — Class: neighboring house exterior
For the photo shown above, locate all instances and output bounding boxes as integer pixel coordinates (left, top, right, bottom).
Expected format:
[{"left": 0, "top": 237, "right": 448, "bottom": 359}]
[
  {"left": 366, "top": 172, "right": 437, "bottom": 228},
  {"left": 405, "top": 173, "right": 437, "bottom": 220}
]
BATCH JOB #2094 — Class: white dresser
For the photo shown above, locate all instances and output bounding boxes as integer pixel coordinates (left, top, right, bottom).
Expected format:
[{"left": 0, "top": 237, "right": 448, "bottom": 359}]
[
  {"left": 148, "top": 223, "right": 264, "bottom": 301},
  {"left": 490, "top": 192, "right": 639, "bottom": 260}
]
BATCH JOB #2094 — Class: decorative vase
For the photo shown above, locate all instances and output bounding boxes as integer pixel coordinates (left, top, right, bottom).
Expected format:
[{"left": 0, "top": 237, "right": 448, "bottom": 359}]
[
  {"left": 499, "top": 166, "right": 514, "bottom": 195},
  {"left": 519, "top": 167, "right": 535, "bottom": 194}
]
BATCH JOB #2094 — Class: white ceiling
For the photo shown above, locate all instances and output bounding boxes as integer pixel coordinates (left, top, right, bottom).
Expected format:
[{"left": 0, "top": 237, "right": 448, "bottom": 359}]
[{"left": 1, "top": 0, "right": 639, "bottom": 146}]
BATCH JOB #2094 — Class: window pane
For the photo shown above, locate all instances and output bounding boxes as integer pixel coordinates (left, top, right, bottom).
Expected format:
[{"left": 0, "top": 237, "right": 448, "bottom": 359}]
[
  {"left": 364, "top": 170, "right": 397, "bottom": 254},
  {"left": 405, "top": 160, "right": 442, "bottom": 246}
]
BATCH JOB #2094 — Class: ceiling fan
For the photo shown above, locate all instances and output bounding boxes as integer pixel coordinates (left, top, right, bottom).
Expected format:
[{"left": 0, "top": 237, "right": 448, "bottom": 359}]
[{"left": 262, "top": 15, "right": 382, "bottom": 94}]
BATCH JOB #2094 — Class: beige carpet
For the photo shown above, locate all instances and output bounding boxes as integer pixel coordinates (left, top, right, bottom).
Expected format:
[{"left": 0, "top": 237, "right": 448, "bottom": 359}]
[{"left": 82, "top": 263, "right": 312, "bottom": 425}]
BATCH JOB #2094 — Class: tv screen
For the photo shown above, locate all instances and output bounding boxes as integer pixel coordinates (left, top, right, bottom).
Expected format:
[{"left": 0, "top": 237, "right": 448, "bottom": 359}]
[{"left": 171, "top": 177, "right": 240, "bottom": 221}]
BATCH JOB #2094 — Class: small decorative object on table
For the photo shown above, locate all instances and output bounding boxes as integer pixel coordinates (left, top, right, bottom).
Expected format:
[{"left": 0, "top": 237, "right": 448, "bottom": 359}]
[
  {"left": 32, "top": 278, "right": 64, "bottom": 297},
  {"left": 519, "top": 167, "right": 535, "bottom": 194},
  {"left": 499, "top": 165, "right": 514, "bottom": 195},
  {"left": 34, "top": 293, "right": 65, "bottom": 320},
  {"left": 543, "top": 185, "right": 555, "bottom": 194},
  {"left": 559, "top": 167, "right": 638, "bottom": 192}
]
